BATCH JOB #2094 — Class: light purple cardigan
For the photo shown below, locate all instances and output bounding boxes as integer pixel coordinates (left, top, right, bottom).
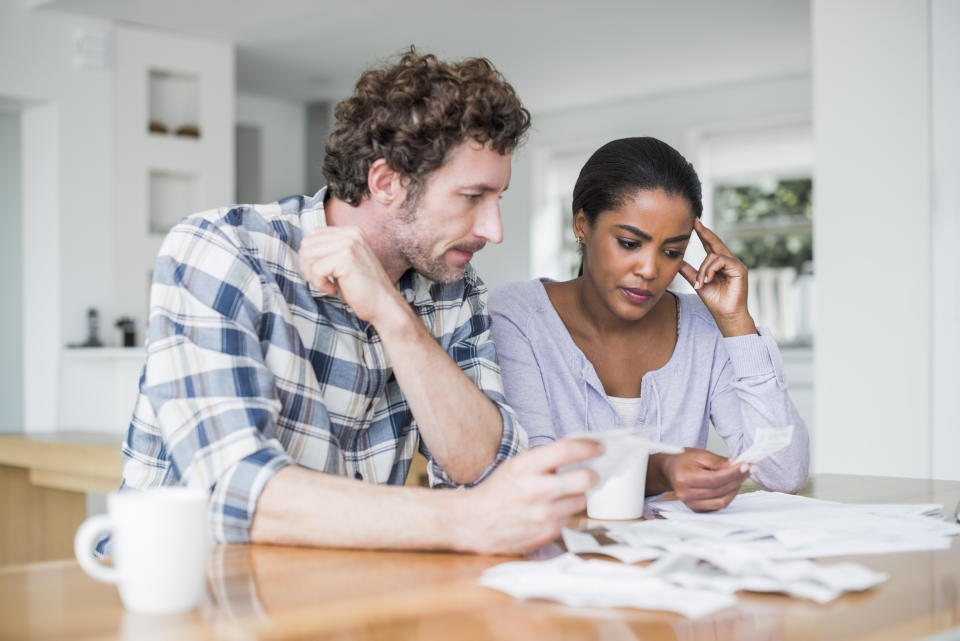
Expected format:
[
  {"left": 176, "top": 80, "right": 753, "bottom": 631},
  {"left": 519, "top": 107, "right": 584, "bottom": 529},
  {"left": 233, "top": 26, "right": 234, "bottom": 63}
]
[{"left": 489, "top": 279, "right": 810, "bottom": 493}]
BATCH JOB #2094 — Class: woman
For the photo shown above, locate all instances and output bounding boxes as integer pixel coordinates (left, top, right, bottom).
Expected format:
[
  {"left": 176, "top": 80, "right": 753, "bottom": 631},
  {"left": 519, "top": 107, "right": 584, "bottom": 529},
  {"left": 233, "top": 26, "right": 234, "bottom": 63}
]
[{"left": 490, "top": 137, "right": 809, "bottom": 512}]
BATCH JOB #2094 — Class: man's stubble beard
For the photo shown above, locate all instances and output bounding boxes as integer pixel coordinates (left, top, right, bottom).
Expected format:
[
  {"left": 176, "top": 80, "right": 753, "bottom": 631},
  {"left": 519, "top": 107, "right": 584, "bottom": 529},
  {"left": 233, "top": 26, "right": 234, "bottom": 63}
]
[{"left": 391, "top": 202, "right": 464, "bottom": 285}]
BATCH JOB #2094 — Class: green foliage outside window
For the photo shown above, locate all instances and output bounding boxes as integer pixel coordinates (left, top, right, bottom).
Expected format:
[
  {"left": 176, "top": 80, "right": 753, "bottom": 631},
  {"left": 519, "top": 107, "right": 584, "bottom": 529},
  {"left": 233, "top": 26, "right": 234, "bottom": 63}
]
[{"left": 714, "top": 178, "right": 813, "bottom": 272}]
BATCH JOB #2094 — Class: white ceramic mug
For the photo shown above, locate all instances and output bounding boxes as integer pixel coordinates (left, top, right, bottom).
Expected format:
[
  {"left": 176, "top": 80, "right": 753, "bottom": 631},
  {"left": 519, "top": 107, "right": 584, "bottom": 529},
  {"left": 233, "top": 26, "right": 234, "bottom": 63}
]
[
  {"left": 586, "top": 452, "right": 649, "bottom": 520},
  {"left": 74, "top": 487, "right": 210, "bottom": 614}
]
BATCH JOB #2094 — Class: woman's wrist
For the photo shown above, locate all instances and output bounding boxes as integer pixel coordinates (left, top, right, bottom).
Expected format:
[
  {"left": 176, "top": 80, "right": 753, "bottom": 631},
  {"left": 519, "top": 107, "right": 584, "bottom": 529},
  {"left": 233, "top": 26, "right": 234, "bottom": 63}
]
[{"left": 714, "top": 311, "right": 758, "bottom": 338}]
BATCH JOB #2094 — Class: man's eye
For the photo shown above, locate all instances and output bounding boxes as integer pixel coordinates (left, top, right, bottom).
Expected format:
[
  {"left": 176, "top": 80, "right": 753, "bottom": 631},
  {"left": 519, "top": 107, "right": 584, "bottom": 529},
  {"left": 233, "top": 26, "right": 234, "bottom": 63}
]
[
  {"left": 464, "top": 194, "right": 481, "bottom": 203},
  {"left": 618, "top": 239, "right": 639, "bottom": 250}
]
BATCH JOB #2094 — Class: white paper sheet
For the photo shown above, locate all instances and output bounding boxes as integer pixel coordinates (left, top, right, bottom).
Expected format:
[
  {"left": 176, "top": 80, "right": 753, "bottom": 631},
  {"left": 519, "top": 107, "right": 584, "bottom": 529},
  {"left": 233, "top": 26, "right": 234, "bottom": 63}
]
[
  {"left": 479, "top": 553, "right": 737, "bottom": 618},
  {"left": 560, "top": 429, "right": 682, "bottom": 487},
  {"left": 731, "top": 424, "right": 794, "bottom": 464},
  {"left": 562, "top": 527, "right": 661, "bottom": 563},
  {"left": 482, "top": 488, "right": 956, "bottom": 617},
  {"left": 648, "top": 490, "right": 960, "bottom": 558}
]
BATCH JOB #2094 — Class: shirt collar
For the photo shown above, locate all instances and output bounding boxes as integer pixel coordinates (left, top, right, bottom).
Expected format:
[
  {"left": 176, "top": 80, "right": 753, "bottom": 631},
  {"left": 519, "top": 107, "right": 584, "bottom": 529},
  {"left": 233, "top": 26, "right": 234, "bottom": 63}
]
[{"left": 300, "top": 187, "right": 328, "bottom": 235}]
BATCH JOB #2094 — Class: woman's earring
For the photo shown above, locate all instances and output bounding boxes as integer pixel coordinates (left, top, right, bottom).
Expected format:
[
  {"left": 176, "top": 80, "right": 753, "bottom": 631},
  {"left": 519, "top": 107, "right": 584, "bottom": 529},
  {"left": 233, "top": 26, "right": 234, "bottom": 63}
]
[{"left": 576, "top": 236, "right": 584, "bottom": 247}]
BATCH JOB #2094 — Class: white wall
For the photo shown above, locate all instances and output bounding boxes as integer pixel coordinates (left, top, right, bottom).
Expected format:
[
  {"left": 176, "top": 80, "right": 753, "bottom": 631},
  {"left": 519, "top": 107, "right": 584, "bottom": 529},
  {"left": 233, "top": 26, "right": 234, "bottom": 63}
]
[
  {"left": 112, "top": 25, "right": 235, "bottom": 342},
  {"left": 473, "top": 74, "right": 812, "bottom": 288},
  {"left": 812, "top": 0, "right": 934, "bottom": 478},
  {"left": 0, "top": 110, "right": 23, "bottom": 432},
  {"left": 0, "top": 4, "right": 114, "bottom": 431},
  {"left": 236, "top": 93, "right": 307, "bottom": 201},
  {"left": 930, "top": 0, "right": 960, "bottom": 481}
]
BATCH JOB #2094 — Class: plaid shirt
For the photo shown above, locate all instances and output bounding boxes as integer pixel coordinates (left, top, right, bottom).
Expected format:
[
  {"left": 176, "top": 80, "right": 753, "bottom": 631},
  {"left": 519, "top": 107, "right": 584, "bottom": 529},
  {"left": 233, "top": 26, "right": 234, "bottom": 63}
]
[{"left": 120, "top": 188, "right": 527, "bottom": 544}]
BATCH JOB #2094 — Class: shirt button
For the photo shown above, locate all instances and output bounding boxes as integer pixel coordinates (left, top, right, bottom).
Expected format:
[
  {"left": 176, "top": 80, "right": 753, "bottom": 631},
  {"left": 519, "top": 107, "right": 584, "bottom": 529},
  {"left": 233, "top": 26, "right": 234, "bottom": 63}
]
[{"left": 354, "top": 471, "right": 363, "bottom": 480}]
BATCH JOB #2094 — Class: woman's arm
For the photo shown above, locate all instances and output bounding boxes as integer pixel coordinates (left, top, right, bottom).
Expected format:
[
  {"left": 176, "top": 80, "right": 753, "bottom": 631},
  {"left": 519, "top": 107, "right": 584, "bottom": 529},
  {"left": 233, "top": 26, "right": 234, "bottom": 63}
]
[
  {"left": 489, "top": 294, "right": 557, "bottom": 449},
  {"left": 678, "top": 219, "right": 809, "bottom": 494},
  {"left": 709, "top": 330, "right": 810, "bottom": 492}
]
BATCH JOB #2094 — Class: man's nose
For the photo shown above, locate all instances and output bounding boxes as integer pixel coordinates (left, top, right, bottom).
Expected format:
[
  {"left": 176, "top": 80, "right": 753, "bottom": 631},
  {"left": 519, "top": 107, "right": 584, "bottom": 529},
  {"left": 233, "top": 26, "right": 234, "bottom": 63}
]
[{"left": 474, "top": 201, "right": 504, "bottom": 244}]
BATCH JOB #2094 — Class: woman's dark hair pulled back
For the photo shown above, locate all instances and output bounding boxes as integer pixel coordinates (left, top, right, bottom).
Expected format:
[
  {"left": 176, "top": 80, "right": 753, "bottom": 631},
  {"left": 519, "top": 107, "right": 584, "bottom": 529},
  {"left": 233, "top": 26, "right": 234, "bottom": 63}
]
[{"left": 572, "top": 137, "right": 703, "bottom": 226}]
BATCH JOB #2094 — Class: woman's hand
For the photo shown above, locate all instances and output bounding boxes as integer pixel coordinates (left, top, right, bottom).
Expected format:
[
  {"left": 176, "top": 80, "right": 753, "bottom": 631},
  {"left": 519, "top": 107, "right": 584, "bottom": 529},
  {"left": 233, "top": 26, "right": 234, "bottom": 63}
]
[
  {"left": 678, "top": 219, "right": 757, "bottom": 337},
  {"left": 649, "top": 448, "right": 751, "bottom": 512}
]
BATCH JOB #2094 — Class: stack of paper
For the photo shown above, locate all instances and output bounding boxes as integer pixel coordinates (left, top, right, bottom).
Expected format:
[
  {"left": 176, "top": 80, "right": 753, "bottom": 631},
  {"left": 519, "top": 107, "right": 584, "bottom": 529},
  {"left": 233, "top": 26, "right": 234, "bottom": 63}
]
[
  {"left": 482, "top": 424, "right": 957, "bottom": 617},
  {"left": 479, "top": 553, "right": 737, "bottom": 618},
  {"left": 647, "top": 491, "right": 960, "bottom": 558},
  {"left": 559, "top": 526, "right": 888, "bottom": 604},
  {"left": 479, "top": 545, "right": 886, "bottom": 617},
  {"left": 480, "top": 491, "right": 960, "bottom": 617}
]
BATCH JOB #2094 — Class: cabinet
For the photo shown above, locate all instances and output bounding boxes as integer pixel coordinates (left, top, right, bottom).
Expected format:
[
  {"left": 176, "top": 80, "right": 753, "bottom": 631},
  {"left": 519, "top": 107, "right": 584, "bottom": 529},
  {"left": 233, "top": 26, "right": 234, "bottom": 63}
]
[{"left": 59, "top": 348, "right": 144, "bottom": 433}]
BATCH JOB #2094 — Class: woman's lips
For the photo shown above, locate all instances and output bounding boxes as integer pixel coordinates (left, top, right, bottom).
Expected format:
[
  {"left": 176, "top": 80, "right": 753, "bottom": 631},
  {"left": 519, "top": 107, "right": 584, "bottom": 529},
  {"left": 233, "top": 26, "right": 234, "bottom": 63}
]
[{"left": 620, "top": 287, "right": 654, "bottom": 304}]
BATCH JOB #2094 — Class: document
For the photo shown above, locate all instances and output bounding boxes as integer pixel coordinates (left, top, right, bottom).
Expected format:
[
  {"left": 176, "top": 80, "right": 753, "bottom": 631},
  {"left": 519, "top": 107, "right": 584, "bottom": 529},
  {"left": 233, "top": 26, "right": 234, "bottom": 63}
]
[
  {"left": 648, "top": 490, "right": 960, "bottom": 558},
  {"left": 480, "top": 490, "right": 959, "bottom": 616},
  {"left": 480, "top": 553, "right": 737, "bottom": 618},
  {"left": 480, "top": 544, "right": 886, "bottom": 616},
  {"left": 560, "top": 429, "right": 682, "bottom": 486}
]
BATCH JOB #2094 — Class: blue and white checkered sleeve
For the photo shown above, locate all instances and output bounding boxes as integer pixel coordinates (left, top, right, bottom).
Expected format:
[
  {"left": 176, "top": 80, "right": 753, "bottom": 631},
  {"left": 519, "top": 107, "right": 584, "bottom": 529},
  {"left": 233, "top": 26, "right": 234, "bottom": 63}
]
[
  {"left": 426, "top": 279, "right": 528, "bottom": 489},
  {"left": 142, "top": 217, "right": 293, "bottom": 543}
]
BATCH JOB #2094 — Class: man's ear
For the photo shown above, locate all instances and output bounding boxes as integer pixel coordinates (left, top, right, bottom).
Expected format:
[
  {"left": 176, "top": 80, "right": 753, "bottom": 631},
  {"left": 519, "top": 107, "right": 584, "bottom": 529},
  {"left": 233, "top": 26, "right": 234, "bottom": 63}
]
[{"left": 367, "top": 159, "right": 406, "bottom": 206}]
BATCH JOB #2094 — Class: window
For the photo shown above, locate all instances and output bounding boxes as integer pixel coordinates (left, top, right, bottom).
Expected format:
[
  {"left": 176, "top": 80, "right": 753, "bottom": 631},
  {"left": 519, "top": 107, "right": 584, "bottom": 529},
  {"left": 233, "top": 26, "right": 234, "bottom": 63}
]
[{"left": 696, "top": 123, "right": 814, "bottom": 345}]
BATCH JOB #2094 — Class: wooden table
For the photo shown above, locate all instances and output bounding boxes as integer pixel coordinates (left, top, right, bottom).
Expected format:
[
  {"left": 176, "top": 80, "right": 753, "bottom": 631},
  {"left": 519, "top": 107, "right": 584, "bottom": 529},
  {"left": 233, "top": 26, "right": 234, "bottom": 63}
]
[
  {"left": 0, "top": 432, "right": 123, "bottom": 565},
  {"left": 2, "top": 474, "right": 959, "bottom": 641}
]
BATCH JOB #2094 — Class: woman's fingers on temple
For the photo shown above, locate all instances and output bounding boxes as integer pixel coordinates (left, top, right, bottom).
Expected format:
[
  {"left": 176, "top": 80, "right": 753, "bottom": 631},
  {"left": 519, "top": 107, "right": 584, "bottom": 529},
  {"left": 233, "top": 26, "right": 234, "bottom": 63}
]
[
  {"left": 693, "top": 219, "right": 714, "bottom": 253},
  {"left": 695, "top": 219, "right": 734, "bottom": 255},
  {"left": 679, "top": 261, "right": 699, "bottom": 286},
  {"left": 704, "top": 255, "right": 731, "bottom": 284},
  {"left": 697, "top": 255, "right": 721, "bottom": 286}
]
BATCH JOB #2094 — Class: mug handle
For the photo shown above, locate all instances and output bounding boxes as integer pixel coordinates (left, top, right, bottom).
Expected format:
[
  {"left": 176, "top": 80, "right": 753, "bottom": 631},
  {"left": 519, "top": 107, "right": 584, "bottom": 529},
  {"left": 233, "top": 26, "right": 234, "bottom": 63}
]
[{"left": 74, "top": 514, "right": 118, "bottom": 584}]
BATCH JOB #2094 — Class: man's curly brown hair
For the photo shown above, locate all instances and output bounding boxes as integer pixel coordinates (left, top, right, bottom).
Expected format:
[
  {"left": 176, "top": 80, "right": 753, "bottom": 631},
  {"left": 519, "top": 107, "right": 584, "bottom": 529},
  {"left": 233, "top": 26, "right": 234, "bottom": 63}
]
[{"left": 323, "top": 47, "right": 531, "bottom": 207}]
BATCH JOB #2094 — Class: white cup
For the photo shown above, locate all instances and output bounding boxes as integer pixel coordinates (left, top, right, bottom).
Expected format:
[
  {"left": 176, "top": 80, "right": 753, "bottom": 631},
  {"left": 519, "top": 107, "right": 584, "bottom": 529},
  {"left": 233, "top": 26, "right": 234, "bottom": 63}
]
[
  {"left": 74, "top": 487, "right": 210, "bottom": 614},
  {"left": 586, "top": 452, "right": 649, "bottom": 520},
  {"left": 562, "top": 429, "right": 682, "bottom": 520}
]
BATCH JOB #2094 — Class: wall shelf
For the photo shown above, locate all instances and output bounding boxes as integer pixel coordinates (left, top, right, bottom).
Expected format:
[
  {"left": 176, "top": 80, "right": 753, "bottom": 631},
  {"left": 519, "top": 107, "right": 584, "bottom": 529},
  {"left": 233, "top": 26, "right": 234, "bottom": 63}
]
[
  {"left": 148, "top": 69, "right": 200, "bottom": 139},
  {"left": 113, "top": 25, "right": 234, "bottom": 339}
]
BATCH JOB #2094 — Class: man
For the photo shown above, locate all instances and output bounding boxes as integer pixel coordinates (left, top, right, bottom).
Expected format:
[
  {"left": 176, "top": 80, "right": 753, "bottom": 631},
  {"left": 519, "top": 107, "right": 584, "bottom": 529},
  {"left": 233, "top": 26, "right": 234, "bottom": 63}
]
[{"left": 119, "top": 49, "right": 601, "bottom": 555}]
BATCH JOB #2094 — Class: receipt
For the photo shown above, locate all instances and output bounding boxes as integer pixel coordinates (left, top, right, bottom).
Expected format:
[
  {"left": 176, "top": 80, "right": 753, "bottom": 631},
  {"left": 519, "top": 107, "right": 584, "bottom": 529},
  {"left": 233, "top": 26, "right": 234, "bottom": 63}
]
[
  {"left": 731, "top": 424, "right": 794, "bottom": 465},
  {"left": 561, "top": 429, "right": 683, "bottom": 485}
]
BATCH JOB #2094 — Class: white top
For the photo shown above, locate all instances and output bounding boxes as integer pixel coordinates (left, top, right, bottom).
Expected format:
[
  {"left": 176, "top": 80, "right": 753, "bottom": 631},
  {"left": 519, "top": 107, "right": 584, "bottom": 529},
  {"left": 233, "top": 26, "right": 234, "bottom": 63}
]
[{"left": 606, "top": 395, "right": 644, "bottom": 429}]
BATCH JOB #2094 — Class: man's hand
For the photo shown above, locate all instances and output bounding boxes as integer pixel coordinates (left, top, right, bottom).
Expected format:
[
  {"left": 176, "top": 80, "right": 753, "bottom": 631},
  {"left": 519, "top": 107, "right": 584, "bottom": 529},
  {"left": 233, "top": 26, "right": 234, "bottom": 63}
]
[
  {"left": 299, "top": 226, "right": 405, "bottom": 326},
  {"left": 455, "top": 439, "right": 604, "bottom": 555},
  {"left": 652, "top": 448, "right": 751, "bottom": 512}
]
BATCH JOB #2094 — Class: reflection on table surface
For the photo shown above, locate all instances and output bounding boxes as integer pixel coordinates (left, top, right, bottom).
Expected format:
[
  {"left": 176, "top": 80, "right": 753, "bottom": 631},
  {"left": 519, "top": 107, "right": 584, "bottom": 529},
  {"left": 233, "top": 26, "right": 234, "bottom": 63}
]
[{"left": 2, "top": 473, "right": 960, "bottom": 641}]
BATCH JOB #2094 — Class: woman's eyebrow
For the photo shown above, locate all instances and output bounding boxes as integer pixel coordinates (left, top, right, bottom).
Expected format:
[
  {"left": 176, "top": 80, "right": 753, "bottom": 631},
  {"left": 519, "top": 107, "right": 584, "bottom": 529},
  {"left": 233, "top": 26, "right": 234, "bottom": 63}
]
[
  {"left": 616, "top": 224, "right": 652, "bottom": 240},
  {"left": 615, "top": 224, "right": 690, "bottom": 243}
]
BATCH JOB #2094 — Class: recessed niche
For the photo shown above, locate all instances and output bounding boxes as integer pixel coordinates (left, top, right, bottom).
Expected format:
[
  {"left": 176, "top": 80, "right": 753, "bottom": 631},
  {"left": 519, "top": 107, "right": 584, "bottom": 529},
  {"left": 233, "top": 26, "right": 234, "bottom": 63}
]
[
  {"left": 149, "top": 170, "right": 199, "bottom": 235},
  {"left": 148, "top": 69, "right": 200, "bottom": 138}
]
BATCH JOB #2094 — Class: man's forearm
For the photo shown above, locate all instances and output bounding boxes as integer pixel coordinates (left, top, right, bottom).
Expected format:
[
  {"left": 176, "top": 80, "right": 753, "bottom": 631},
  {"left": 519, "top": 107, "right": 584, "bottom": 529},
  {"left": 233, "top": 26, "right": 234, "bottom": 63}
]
[
  {"left": 250, "top": 466, "right": 470, "bottom": 550},
  {"left": 373, "top": 298, "right": 504, "bottom": 484}
]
